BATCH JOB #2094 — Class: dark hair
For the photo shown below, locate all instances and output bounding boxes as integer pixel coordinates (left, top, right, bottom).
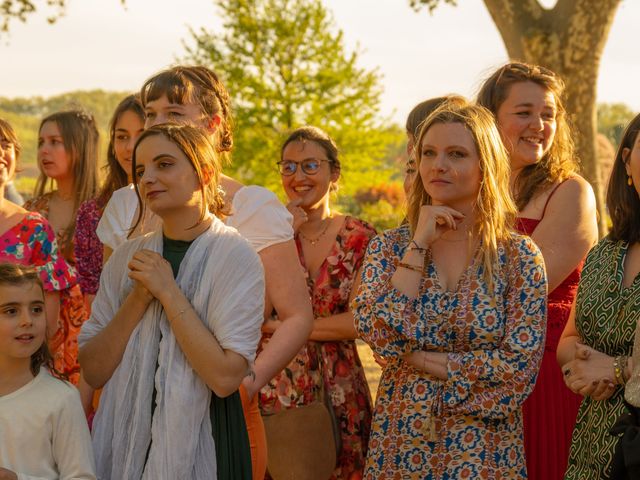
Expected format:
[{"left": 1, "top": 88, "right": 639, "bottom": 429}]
[
  {"left": 131, "top": 123, "right": 226, "bottom": 232},
  {"left": 97, "top": 95, "right": 144, "bottom": 206},
  {"left": 0, "top": 263, "right": 57, "bottom": 377},
  {"left": 36, "top": 110, "right": 100, "bottom": 255},
  {"left": 281, "top": 125, "right": 341, "bottom": 173},
  {"left": 607, "top": 113, "right": 640, "bottom": 243},
  {"left": 405, "top": 96, "right": 467, "bottom": 142},
  {"left": 0, "top": 118, "right": 21, "bottom": 163},
  {"left": 140, "top": 66, "right": 234, "bottom": 161},
  {"left": 477, "top": 62, "right": 578, "bottom": 210}
]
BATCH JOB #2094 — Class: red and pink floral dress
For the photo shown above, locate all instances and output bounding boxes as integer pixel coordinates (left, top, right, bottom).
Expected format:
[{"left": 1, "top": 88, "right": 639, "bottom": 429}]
[{"left": 259, "top": 216, "right": 375, "bottom": 480}]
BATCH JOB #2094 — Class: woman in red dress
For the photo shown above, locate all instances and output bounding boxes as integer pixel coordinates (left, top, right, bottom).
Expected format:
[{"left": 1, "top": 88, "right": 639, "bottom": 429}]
[{"left": 477, "top": 62, "right": 599, "bottom": 479}]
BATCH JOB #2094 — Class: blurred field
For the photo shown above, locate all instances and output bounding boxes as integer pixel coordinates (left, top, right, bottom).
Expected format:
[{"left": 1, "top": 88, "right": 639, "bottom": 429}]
[{"left": 356, "top": 340, "right": 381, "bottom": 401}]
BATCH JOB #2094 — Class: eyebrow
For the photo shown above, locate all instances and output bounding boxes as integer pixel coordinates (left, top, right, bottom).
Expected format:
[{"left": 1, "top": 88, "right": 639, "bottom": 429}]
[
  {"left": 513, "top": 102, "right": 556, "bottom": 109},
  {"left": 0, "top": 300, "right": 44, "bottom": 308},
  {"left": 282, "top": 157, "right": 321, "bottom": 162}
]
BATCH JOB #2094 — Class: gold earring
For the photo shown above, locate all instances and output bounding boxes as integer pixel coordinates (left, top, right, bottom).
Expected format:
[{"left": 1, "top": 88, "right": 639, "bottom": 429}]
[{"left": 629, "top": 176, "right": 634, "bottom": 186}]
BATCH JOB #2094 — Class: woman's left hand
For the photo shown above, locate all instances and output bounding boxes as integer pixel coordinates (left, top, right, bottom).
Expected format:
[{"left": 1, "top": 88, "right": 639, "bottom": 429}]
[
  {"left": 562, "top": 343, "right": 616, "bottom": 398},
  {"left": 128, "top": 249, "right": 175, "bottom": 301}
]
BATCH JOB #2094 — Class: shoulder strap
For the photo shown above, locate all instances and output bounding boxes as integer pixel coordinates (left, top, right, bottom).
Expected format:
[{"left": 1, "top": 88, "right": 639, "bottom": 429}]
[{"left": 540, "top": 179, "right": 567, "bottom": 219}]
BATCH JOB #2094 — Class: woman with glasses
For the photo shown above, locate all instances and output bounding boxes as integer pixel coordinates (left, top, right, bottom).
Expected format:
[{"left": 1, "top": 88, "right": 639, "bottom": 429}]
[{"left": 259, "top": 126, "right": 375, "bottom": 479}]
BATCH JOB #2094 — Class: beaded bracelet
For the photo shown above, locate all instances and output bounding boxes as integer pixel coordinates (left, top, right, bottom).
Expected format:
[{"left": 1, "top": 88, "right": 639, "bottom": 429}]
[
  {"left": 398, "top": 261, "right": 424, "bottom": 274},
  {"left": 614, "top": 355, "right": 628, "bottom": 385}
]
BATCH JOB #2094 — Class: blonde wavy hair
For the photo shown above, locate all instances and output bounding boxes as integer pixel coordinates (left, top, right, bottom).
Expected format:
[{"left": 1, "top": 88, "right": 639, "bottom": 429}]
[
  {"left": 477, "top": 62, "right": 578, "bottom": 210},
  {"left": 407, "top": 99, "right": 518, "bottom": 286}
]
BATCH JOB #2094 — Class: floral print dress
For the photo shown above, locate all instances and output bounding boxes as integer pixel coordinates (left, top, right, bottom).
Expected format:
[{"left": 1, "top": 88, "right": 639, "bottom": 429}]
[
  {"left": 73, "top": 198, "right": 105, "bottom": 295},
  {"left": 259, "top": 216, "right": 376, "bottom": 480},
  {"left": 353, "top": 225, "right": 547, "bottom": 479},
  {"left": 24, "top": 193, "right": 87, "bottom": 383}
]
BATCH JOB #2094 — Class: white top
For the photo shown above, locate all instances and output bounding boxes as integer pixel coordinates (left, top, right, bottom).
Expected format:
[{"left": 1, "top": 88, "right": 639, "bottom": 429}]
[
  {"left": 96, "top": 184, "right": 293, "bottom": 252},
  {"left": 0, "top": 369, "right": 96, "bottom": 480},
  {"left": 79, "top": 217, "right": 265, "bottom": 479}
]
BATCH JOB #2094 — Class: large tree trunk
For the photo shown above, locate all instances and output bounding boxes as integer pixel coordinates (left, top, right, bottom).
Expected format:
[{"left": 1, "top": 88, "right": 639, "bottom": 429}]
[{"left": 483, "top": 0, "right": 621, "bottom": 236}]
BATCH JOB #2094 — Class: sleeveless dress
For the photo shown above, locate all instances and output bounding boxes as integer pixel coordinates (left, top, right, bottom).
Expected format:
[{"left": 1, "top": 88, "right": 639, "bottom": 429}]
[
  {"left": 564, "top": 238, "right": 639, "bottom": 479},
  {"left": 517, "top": 185, "right": 583, "bottom": 480}
]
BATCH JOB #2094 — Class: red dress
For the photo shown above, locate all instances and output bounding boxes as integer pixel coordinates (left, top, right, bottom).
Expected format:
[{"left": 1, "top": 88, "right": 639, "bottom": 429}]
[{"left": 517, "top": 198, "right": 583, "bottom": 480}]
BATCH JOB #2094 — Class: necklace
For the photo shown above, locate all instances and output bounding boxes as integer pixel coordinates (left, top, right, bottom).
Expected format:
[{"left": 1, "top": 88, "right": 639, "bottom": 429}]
[{"left": 299, "top": 218, "right": 332, "bottom": 245}]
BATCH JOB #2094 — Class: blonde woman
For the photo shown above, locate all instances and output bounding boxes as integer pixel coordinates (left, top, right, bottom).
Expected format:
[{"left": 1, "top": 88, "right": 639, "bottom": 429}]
[{"left": 354, "top": 99, "right": 547, "bottom": 478}]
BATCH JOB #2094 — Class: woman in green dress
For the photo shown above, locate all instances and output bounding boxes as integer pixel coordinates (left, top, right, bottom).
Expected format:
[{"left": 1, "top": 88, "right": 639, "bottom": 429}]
[{"left": 557, "top": 113, "right": 640, "bottom": 479}]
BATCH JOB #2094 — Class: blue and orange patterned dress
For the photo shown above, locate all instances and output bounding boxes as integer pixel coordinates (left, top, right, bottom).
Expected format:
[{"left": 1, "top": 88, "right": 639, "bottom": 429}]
[{"left": 353, "top": 224, "right": 547, "bottom": 479}]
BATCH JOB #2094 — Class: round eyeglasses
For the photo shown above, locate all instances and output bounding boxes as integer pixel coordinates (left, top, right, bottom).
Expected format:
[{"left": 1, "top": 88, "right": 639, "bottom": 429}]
[{"left": 277, "top": 158, "right": 329, "bottom": 176}]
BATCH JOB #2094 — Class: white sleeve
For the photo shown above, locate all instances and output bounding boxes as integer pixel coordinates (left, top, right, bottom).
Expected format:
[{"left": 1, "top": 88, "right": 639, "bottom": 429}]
[
  {"left": 51, "top": 387, "right": 96, "bottom": 480},
  {"left": 96, "top": 186, "right": 135, "bottom": 250},
  {"left": 226, "top": 185, "right": 293, "bottom": 252}
]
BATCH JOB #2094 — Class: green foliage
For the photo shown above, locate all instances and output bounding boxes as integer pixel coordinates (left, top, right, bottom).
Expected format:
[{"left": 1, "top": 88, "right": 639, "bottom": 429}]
[
  {"left": 183, "top": 0, "right": 404, "bottom": 200},
  {"left": 408, "top": 0, "right": 457, "bottom": 13},
  {"left": 0, "top": 90, "right": 130, "bottom": 166},
  {"left": 597, "top": 102, "right": 636, "bottom": 148},
  {"left": 337, "top": 181, "right": 406, "bottom": 232}
]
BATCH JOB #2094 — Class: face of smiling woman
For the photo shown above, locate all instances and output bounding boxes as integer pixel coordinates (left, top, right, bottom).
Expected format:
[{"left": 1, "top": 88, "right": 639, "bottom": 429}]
[
  {"left": 496, "top": 81, "right": 557, "bottom": 173},
  {"left": 134, "top": 134, "right": 202, "bottom": 219}
]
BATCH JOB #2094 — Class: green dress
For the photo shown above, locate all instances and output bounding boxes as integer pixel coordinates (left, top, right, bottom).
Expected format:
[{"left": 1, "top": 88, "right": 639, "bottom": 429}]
[
  {"left": 565, "top": 238, "right": 640, "bottom": 479},
  {"left": 162, "top": 236, "right": 252, "bottom": 480}
]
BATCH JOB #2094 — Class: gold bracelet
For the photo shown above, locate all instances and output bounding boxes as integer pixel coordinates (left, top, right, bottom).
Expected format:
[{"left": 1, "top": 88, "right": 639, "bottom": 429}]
[
  {"left": 614, "top": 355, "right": 628, "bottom": 385},
  {"left": 409, "top": 240, "right": 428, "bottom": 255},
  {"left": 398, "top": 261, "right": 424, "bottom": 274}
]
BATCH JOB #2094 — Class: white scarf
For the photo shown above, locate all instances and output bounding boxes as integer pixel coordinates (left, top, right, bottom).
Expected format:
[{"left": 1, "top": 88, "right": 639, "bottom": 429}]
[{"left": 79, "top": 216, "right": 264, "bottom": 480}]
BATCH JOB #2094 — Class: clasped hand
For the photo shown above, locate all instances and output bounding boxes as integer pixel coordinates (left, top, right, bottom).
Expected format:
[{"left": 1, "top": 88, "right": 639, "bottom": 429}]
[
  {"left": 561, "top": 342, "right": 616, "bottom": 401},
  {"left": 127, "top": 249, "right": 175, "bottom": 303}
]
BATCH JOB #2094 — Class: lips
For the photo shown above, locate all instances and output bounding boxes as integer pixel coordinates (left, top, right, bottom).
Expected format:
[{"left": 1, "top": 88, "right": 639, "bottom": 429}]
[
  {"left": 292, "top": 185, "right": 312, "bottom": 193},
  {"left": 15, "top": 333, "right": 35, "bottom": 343},
  {"left": 146, "top": 190, "right": 164, "bottom": 199}
]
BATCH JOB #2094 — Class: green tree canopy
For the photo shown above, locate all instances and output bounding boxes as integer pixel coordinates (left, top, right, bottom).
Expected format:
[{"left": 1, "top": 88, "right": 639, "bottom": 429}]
[
  {"left": 183, "top": 0, "right": 402, "bottom": 200},
  {"left": 597, "top": 102, "right": 636, "bottom": 148}
]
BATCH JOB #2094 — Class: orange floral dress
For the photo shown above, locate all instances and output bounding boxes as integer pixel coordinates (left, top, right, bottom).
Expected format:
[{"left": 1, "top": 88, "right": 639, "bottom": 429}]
[
  {"left": 24, "top": 193, "right": 87, "bottom": 384},
  {"left": 259, "top": 216, "right": 376, "bottom": 480}
]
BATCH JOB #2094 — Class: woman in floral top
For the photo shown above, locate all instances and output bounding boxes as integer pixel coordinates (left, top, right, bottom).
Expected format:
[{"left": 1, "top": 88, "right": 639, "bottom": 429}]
[
  {"left": 24, "top": 110, "right": 99, "bottom": 385},
  {"left": 353, "top": 100, "right": 547, "bottom": 479},
  {"left": 259, "top": 126, "right": 375, "bottom": 479},
  {"left": 74, "top": 95, "right": 144, "bottom": 303},
  {"left": 0, "top": 118, "right": 75, "bottom": 348}
]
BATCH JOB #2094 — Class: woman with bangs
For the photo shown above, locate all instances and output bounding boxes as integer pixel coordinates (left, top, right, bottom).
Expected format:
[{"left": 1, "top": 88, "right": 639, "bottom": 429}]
[
  {"left": 353, "top": 99, "right": 547, "bottom": 478},
  {"left": 24, "top": 110, "right": 99, "bottom": 387},
  {"left": 477, "top": 62, "right": 599, "bottom": 480},
  {"left": 96, "top": 66, "right": 313, "bottom": 479},
  {"left": 80, "top": 124, "right": 265, "bottom": 479}
]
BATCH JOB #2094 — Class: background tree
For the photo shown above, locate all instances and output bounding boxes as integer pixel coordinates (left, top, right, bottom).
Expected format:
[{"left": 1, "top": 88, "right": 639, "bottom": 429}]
[
  {"left": 184, "top": 0, "right": 402, "bottom": 205},
  {"left": 411, "top": 0, "right": 623, "bottom": 234},
  {"left": 597, "top": 102, "right": 636, "bottom": 147}
]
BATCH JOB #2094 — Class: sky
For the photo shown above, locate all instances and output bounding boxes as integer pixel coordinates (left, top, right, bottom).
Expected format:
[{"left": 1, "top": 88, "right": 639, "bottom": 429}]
[{"left": 1, "top": 0, "right": 638, "bottom": 124}]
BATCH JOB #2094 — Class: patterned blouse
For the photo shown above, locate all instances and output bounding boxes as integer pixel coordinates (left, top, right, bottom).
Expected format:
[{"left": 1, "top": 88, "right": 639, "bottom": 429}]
[
  {"left": 74, "top": 198, "right": 105, "bottom": 295},
  {"left": 353, "top": 224, "right": 547, "bottom": 479}
]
